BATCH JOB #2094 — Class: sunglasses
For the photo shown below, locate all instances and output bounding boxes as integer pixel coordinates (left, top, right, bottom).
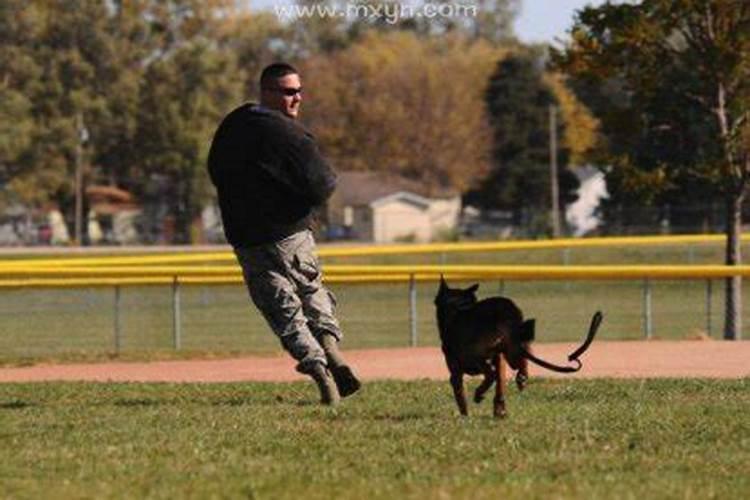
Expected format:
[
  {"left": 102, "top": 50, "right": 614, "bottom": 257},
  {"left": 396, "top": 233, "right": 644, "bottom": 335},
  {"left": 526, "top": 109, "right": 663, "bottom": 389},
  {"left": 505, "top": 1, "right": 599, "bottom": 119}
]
[{"left": 264, "top": 86, "right": 303, "bottom": 97}]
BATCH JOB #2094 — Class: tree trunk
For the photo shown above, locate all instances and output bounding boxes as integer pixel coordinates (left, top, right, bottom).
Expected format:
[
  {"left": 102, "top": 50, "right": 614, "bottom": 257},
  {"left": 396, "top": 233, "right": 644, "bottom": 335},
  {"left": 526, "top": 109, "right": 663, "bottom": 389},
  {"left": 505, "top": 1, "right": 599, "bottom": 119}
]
[{"left": 724, "top": 192, "right": 743, "bottom": 340}]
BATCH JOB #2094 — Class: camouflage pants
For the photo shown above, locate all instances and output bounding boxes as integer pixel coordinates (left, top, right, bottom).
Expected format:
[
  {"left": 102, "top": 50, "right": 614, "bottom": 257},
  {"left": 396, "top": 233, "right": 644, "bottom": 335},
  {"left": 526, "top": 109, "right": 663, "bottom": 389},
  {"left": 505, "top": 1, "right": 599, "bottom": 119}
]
[{"left": 234, "top": 229, "right": 342, "bottom": 374}]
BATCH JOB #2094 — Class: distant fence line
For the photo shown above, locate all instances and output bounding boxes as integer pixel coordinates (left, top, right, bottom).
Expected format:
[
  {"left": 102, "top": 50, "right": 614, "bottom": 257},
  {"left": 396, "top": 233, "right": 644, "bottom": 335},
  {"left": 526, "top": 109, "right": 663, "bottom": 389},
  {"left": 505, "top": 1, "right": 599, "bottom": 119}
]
[
  {"left": 1, "top": 233, "right": 745, "bottom": 349},
  {"left": 0, "top": 233, "right": 747, "bottom": 269},
  {"left": 0, "top": 265, "right": 732, "bottom": 347},
  {"left": 2, "top": 265, "right": 750, "bottom": 287}
]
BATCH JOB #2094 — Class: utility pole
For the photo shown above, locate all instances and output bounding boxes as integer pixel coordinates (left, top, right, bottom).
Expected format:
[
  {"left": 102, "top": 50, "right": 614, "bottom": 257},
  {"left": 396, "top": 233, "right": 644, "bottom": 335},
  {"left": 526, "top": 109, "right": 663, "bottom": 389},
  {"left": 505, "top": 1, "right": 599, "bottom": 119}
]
[
  {"left": 549, "top": 104, "right": 561, "bottom": 238},
  {"left": 74, "top": 113, "right": 89, "bottom": 246}
]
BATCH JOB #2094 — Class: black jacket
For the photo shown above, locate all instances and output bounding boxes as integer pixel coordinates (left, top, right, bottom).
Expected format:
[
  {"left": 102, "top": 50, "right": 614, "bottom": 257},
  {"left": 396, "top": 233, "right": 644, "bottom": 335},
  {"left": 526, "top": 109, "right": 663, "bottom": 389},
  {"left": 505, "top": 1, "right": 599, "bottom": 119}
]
[{"left": 207, "top": 103, "right": 337, "bottom": 247}]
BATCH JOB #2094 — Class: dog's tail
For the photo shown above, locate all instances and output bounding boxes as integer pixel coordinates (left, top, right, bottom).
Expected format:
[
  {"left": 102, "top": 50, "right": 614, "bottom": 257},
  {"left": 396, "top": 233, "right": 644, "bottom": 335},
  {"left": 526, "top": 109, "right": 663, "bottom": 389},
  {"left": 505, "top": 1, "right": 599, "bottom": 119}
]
[{"left": 518, "top": 311, "right": 603, "bottom": 373}]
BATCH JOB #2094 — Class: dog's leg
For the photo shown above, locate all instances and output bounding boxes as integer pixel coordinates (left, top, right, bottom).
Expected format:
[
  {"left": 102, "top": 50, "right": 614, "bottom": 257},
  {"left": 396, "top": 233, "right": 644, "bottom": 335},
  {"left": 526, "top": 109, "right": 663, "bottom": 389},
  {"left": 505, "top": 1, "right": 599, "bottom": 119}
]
[
  {"left": 516, "top": 355, "right": 529, "bottom": 392},
  {"left": 474, "top": 363, "right": 496, "bottom": 404},
  {"left": 449, "top": 369, "right": 468, "bottom": 416},
  {"left": 493, "top": 354, "right": 507, "bottom": 418}
]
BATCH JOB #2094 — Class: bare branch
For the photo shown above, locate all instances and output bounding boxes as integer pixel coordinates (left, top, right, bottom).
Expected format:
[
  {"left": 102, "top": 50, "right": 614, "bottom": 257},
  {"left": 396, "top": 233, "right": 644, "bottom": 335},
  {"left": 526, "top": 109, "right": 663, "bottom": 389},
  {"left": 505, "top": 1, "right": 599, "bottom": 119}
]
[{"left": 704, "top": 1, "right": 716, "bottom": 43}]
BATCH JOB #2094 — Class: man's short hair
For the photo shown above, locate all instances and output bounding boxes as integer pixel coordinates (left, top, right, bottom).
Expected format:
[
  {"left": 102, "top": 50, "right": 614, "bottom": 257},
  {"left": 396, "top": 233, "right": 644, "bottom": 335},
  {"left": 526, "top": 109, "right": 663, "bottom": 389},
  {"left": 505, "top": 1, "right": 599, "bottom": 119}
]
[{"left": 260, "top": 63, "right": 299, "bottom": 89}]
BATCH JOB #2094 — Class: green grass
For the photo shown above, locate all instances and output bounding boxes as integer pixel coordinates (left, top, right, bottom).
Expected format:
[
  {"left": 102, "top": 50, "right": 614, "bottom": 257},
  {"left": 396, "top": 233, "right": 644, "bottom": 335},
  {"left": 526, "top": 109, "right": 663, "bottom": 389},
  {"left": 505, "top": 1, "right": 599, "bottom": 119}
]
[
  {"left": 0, "top": 242, "right": 748, "bottom": 364},
  {"left": 0, "top": 379, "right": 748, "bottom": 499}
]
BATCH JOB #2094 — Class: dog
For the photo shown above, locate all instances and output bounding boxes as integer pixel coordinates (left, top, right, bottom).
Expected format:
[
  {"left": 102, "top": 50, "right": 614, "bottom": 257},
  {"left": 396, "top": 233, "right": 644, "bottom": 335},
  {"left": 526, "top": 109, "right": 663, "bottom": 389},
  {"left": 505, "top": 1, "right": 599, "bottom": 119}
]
[{"left": 434, "top": 276, "right": 602, "bottom": 418}]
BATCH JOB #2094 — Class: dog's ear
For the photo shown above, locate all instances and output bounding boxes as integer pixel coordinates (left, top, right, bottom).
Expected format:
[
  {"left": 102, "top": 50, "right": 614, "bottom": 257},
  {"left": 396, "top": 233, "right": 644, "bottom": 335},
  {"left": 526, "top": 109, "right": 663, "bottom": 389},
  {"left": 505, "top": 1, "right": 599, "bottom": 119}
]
[
  {"left": 520, "top": 319, "right": 535, "bottom": 342},
  {"left": 467, "top": 283, "right": 479, "bottom": 294},
  {"left": 439, "top": 274, "right": 448, "bottom": 292}
]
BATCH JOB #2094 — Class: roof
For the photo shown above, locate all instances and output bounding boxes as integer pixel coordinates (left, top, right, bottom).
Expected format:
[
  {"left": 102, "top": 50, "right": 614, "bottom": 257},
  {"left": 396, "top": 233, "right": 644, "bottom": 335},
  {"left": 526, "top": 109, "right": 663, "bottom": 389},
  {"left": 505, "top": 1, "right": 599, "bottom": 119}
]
[
  {"left": 334, "top": 171, "right": 457, "bottom": 206},
  {"left": 86, "top": 185, "right": 134, "bottom": 203},
  {"left": 370, "top": 191, "right": 431, "bottom": 210},
  {"left": 86, "top": 185, "right": 140, "bottom": 215}
]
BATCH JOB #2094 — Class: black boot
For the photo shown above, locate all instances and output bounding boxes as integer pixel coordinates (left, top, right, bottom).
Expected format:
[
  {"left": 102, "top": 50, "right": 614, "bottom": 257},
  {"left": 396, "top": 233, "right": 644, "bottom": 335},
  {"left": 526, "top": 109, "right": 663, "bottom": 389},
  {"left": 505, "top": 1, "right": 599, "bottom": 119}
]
[{"left": 319, "top": 334, "right": 361, "bottom": 397}]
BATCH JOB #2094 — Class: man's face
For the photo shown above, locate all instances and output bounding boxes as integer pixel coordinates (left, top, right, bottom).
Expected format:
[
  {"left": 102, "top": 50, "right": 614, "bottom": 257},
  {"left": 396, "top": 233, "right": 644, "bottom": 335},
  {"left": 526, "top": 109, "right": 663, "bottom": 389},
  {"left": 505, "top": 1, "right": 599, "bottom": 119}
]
[{"left": 261, "top": 73, "right": 303, "bottom": 119}]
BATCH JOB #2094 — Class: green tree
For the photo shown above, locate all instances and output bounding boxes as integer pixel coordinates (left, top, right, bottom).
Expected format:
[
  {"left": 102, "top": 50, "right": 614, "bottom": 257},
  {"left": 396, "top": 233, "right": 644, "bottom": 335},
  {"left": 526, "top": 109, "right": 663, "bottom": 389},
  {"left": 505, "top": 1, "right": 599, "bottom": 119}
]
[
  {"left": 554, "top": 0, "right": 750, "bottom": 339},
  {"left": 1, "top": 0, "right": 244, "bottom": 244},
  {"left": 135, "top": 41, "right": 242, "bottom": 243},
  {"left": 0, "top": 0, "right": 126, "bottom": 241},
  {"left": 216, "top": 9, "right": 292, "bottom": 102},
  {"left": 0, "top": 2, "right": 38, "bottom": 188},
  {"left": 467, "top": 54, "right": 581, "bottom": 235}
]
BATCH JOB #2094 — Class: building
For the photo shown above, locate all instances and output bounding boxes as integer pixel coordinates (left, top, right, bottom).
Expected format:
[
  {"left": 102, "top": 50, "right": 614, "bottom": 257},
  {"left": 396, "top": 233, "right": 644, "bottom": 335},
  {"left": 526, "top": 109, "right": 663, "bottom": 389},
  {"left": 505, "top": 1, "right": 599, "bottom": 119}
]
[{"left": 327, "top": 172, "right": 461, "bottom": 243}]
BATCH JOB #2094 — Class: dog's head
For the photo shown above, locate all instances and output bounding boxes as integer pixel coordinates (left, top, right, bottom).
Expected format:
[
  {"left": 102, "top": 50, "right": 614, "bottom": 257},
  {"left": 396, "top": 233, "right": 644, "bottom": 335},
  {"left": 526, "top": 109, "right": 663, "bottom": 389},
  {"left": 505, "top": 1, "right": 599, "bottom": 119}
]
[
  {"left": 434, "top": 276, "right": 479, "bottom": 340},
  {"left": 434, "top": 275, "right": 479, "bottom": 311}
]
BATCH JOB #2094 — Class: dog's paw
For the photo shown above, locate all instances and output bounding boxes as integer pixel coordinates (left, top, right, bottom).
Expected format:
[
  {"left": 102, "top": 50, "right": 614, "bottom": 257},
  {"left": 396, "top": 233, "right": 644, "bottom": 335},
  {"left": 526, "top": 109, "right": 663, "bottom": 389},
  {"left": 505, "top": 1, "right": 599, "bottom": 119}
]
[{"left": 515, "top": 373, "right": 528, "bottom": 392}]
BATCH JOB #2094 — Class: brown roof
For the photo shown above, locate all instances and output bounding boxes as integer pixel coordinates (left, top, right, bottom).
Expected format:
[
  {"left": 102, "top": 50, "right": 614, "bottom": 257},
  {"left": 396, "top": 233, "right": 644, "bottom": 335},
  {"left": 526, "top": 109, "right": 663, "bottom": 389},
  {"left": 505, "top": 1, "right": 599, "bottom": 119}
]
[
  {"left": 334, "top": 171, "right": 457, "bottom": 206},
  {"left": 86, "top": 185, "right": 140, "bottom": 214},
  {"left": 86, "top": 186, "right": 134, "bottom": 203}
]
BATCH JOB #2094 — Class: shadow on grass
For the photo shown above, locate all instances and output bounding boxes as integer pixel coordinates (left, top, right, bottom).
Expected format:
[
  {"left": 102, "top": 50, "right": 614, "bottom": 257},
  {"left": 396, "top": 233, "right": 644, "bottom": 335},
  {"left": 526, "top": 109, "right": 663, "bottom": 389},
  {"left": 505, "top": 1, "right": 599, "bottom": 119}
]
[
  {"left": 113, "top": 398, "right": 162, "bottom": 407},
  {"left": 370, "top": 412, "right": 432, "bottom": 422},
  {"left": 0, "top": 400, "right": 34, "bottom": 410}
]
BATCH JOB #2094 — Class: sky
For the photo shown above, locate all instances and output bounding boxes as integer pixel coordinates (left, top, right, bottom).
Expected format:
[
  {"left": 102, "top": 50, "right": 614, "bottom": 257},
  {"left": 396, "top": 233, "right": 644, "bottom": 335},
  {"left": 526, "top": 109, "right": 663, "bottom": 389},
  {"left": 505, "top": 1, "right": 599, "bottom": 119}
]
[
  {"left": 248, "top": 0, "right": 608, "bottom": 45},
  {"left": 514, "top": 0, "right": 606, "bottom": 44}
]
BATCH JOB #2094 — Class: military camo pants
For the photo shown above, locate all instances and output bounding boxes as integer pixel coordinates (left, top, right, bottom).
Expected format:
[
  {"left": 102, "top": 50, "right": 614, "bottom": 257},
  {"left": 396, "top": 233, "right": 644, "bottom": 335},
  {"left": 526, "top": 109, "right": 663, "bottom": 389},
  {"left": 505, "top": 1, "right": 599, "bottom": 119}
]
[{"left": 234, "top": 229, "right": 342, "bottom": 374}]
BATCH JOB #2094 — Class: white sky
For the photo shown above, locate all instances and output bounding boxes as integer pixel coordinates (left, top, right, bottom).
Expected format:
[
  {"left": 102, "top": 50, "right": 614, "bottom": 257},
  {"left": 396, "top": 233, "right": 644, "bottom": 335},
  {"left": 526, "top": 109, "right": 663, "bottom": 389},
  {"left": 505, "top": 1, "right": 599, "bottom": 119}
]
[{"left": 515, "top": 0, "right": 607, "bottom": 44}]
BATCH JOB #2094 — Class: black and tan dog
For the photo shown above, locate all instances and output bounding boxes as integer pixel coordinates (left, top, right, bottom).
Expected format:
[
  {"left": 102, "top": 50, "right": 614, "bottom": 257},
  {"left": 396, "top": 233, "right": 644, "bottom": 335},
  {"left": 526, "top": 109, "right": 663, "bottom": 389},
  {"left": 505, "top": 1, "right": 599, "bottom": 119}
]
[{"left": 434, "top": 276, "right": 602, "bottom": 418}]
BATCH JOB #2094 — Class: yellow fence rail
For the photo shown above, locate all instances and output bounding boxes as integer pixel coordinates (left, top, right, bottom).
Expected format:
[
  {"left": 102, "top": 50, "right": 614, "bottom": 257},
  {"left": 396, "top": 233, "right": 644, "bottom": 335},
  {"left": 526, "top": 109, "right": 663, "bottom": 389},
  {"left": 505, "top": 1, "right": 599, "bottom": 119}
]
[
  {"left": 0, "top": 264, "right": 750, "bottom": 287},
  {"left": 1, "top": 235, "right": 745, "bottom": 349},
  {"left": 0, "top": 233, "right": 747, "bottom": 268}
]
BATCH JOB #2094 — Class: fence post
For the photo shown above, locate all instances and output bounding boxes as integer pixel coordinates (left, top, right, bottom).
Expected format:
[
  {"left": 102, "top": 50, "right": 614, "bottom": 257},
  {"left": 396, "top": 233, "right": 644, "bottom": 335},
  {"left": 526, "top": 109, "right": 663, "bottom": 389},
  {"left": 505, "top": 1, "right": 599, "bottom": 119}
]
[
  {"left": 172, "top": 277, "right": 182, "bottom": 350},
  {"left": 409, "top": 274, "right": 417, "bottom": 347},
  {"left": 642, "top": 278, "right": 653, "bottom": 339},
  {"left": 705, "top": 279, "right": 712, "bottom": 337},
  {"left": 113, "top": 285, "right": 122, "bottom": 353}
]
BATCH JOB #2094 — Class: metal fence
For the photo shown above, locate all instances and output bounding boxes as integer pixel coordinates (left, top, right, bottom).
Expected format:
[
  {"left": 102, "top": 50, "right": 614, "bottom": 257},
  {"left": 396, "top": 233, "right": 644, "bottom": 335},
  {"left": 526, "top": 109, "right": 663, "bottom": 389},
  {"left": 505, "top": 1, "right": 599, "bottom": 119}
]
[{"left": 0, "top": 234, "right": 748, "bottom": 360}]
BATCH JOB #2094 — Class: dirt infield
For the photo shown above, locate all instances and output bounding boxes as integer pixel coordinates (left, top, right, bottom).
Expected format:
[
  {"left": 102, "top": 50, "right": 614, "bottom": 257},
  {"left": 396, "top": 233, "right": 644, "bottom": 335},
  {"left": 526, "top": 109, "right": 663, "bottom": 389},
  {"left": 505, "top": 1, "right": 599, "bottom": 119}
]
[{"left": 0, "top": 340, "right": 748, "bottom": 383}]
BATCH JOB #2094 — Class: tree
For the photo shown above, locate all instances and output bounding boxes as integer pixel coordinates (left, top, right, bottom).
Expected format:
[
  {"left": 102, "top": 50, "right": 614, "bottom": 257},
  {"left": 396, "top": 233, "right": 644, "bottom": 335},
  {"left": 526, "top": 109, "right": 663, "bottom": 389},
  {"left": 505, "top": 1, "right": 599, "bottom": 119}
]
[
  {"left": 301, "top": 31, "right": 502, "bottom": 194},
  {"left": 554, "top": 0, "right": 750, "bottom": 339},
  {"left": 0, "top": 0, "right": 245, "bottom": 244},
  {"left": 466, "top": 54, "right": 582, "bottom": 235},
  {"left": 0, "top": 0, "right": 126, "bottom": 241},
  {"left": 215, "top": 9, "right": 294, "bottom": 102},
  {"left": 401, "top": 0, "right": 520, "bottom": 42},
  {"left": 135, "top": 41, "right": 242, "bottom": 243},
  {"left": 0, "top": 2, "right": 38, "bottom": 189}
]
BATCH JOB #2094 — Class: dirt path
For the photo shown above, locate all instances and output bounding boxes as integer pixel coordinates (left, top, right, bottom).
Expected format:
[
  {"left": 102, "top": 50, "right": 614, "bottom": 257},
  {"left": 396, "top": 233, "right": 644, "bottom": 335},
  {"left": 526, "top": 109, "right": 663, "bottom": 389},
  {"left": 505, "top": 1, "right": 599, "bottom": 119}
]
[{"left": 0, "top": 341, "right": 748, "bottom": 383}]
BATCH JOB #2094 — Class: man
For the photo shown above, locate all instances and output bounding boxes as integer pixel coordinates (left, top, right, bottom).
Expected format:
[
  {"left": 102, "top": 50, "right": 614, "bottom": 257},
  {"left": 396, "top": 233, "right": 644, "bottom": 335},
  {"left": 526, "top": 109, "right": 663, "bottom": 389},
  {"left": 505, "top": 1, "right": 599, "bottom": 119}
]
[{"left": 207, "top": 62, "right": 360, "bottom": 405}]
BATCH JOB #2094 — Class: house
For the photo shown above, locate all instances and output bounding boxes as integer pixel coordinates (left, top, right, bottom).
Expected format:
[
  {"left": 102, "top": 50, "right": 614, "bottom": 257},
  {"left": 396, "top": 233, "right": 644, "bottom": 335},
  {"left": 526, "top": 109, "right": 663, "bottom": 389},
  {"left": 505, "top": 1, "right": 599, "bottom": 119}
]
[
  {"left": 327, "top": 172, "right": 461, "bottom": 243},
  {"left": 86, "top": 185, "right": 142, "bottom": 244}
]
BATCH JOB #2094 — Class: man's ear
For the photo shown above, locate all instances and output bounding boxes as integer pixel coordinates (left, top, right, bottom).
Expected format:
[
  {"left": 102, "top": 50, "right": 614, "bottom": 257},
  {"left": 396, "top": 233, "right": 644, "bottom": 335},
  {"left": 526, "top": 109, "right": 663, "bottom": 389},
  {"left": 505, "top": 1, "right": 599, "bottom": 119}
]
[{"left": 521, "top": 319, "right": 535, "bottom": 342}]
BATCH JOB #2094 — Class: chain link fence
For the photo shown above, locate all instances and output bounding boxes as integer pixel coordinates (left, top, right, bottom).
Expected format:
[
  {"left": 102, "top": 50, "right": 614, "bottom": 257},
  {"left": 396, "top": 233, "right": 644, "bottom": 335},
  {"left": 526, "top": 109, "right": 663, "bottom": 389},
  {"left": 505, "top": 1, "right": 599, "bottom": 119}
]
[{"left": 0, "top": 276, "right": 746, "bottom": 362}]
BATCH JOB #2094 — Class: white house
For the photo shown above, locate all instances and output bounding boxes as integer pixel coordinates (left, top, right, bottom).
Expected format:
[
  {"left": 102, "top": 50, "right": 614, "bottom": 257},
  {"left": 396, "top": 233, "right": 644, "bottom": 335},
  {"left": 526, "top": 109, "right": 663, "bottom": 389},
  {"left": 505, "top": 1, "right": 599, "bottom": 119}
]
[{"left": 327, "top": 172, "right": 461, "bottom": 243}]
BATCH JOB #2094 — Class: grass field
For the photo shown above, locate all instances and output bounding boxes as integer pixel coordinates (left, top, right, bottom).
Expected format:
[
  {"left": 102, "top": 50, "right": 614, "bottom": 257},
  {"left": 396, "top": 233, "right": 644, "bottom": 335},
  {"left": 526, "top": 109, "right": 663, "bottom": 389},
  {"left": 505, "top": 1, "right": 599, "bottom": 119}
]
[
  {"left": 0, "top": 241, "right": 748, "bottom": 364},
  {"left": 1, "top": 379, "right": 748, "bottom": 499}
]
